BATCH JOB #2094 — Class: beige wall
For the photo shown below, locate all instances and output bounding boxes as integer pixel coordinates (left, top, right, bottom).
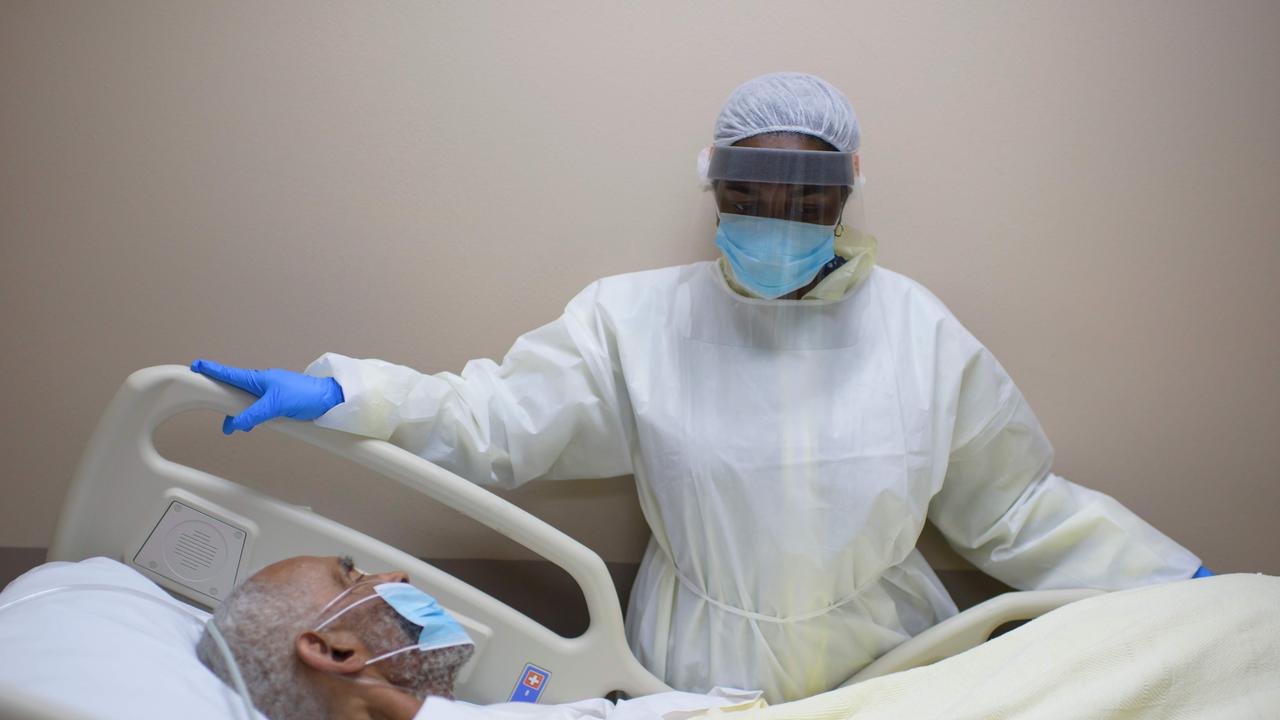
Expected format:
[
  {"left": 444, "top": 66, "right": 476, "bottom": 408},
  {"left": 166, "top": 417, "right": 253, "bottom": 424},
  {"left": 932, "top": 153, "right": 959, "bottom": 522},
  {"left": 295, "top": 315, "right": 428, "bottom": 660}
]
[{"left": 2, "top": 1, "right": 1277, "bottom": 573}]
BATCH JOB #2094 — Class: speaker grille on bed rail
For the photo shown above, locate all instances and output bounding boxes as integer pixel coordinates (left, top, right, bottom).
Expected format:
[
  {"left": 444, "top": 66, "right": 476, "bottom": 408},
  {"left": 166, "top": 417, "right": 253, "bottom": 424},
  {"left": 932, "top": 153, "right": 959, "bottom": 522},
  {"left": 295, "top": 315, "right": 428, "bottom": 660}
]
[{"left": 133, "top": 500, "right": 246, "bottom": 603}]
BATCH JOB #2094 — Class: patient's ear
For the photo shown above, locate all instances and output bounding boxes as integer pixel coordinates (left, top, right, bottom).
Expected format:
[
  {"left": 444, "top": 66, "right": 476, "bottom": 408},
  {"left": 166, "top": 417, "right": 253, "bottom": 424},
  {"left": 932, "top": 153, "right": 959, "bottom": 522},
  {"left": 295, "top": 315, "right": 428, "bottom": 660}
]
[{"left": 296, "top": 630, "right": 368, "bottom": 674}]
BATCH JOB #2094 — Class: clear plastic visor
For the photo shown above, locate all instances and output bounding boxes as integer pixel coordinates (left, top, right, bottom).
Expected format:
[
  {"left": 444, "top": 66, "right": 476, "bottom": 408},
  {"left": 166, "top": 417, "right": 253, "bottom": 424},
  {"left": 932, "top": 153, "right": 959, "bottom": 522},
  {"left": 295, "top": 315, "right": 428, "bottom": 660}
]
[{"left": 708, "top": 145, "right": 862, "bottom": 227}]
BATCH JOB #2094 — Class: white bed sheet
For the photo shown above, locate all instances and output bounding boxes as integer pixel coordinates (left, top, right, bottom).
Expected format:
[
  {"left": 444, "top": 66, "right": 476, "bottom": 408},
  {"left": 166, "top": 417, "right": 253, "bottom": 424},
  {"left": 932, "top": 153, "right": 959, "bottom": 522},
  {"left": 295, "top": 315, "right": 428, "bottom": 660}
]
[{"left": 0, "top": 557, "right": 265, "bottom": 720}]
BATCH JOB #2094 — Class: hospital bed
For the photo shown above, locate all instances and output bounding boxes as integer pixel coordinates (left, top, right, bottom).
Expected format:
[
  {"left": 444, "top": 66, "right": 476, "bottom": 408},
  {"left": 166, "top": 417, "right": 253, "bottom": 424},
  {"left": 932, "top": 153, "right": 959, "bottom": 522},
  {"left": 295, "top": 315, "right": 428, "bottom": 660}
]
[{"left": 0, "top": 366, "right": 1102, "bottom": 719}]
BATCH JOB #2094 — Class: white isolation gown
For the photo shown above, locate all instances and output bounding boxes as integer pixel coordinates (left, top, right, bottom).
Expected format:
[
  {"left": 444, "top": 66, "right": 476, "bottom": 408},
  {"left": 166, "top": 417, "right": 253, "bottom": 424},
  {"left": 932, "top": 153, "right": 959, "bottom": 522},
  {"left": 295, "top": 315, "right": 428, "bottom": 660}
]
[{"left": 306, "top": 261, "right": 1199, "bottom": 703}]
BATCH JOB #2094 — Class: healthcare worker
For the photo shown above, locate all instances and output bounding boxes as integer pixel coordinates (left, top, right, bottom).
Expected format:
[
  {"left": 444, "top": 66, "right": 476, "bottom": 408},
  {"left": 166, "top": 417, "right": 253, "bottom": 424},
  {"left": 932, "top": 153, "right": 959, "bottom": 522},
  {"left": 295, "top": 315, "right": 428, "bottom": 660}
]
[{"left": 194, "top": 72, "right": 1209, "bottom": 703}]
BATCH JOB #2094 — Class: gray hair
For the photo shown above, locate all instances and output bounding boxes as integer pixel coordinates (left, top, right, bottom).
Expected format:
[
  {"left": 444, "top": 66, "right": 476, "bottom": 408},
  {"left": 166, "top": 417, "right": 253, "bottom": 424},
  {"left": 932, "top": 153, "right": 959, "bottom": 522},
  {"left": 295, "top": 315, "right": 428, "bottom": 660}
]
[{"left": 196, "top": 577, "right": 327, "bottom": 720}]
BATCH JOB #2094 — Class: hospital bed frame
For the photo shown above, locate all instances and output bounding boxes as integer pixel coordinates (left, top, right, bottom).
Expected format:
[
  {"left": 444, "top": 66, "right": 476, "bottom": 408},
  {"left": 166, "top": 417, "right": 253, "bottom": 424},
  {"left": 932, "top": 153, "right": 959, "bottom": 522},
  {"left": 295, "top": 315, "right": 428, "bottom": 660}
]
[{"left": 3, "top": 366, "right": 1101, "bottom": 718}]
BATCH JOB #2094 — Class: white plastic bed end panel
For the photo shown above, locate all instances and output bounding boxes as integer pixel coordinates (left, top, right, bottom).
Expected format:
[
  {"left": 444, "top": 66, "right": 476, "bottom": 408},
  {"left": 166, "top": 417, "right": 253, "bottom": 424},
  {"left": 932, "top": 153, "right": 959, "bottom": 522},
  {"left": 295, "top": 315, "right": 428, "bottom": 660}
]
[{"left": 48, "top": 365, "right": 669, "bottom": 703}]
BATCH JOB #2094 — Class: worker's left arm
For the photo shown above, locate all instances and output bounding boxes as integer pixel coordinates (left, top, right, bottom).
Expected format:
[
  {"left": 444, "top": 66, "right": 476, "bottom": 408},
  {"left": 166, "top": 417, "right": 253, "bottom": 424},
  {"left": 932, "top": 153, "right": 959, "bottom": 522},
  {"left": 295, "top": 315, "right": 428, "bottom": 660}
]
[{"left": 926, "top": 337, "right": 1202, "bottom": 590}]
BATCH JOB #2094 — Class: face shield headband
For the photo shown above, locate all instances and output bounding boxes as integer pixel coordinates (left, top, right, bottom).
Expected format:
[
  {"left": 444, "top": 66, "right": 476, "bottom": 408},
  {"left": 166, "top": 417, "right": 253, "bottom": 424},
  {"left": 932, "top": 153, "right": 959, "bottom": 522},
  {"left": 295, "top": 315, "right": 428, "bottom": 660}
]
[{"left": 706, "top": 144, "right": 856, "bottom": 186}]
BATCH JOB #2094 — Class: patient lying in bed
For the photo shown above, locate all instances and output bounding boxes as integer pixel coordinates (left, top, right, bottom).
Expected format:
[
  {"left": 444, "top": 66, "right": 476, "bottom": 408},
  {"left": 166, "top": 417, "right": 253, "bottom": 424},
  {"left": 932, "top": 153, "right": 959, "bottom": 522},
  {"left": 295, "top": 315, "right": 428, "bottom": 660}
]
[
  {"left": 193, "top": 555, "right": 758, "bottom": 720},
  {"left": 196, "top": 556, "right": 1280, "bottom": 720}
]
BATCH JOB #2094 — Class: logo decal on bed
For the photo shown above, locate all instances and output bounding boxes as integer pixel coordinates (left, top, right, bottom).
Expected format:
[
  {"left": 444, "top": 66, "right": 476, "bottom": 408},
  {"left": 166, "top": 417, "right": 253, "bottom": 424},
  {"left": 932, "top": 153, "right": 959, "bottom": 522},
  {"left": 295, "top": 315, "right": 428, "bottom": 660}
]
[{"left": 509, "top": 663, "right": 551, "bottom": 703}]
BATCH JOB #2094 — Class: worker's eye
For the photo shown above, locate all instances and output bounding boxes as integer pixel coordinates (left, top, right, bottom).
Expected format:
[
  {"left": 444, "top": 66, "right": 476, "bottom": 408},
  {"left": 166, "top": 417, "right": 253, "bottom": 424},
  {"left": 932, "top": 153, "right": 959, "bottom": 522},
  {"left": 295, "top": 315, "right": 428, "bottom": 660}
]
[
  {"left": 719, "top": 183, "right": 763, "bottom": 216},
  {"left": 796, "top": 197, "right": 842, "bottom": 224}
]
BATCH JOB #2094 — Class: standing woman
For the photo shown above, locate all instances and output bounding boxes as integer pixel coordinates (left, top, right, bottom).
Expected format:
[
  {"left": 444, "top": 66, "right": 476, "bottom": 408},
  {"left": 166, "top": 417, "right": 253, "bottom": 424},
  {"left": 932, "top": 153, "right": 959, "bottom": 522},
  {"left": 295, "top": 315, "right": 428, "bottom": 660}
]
[{"left": 194, "top": 73, "right": 1206, "bottom": 702}]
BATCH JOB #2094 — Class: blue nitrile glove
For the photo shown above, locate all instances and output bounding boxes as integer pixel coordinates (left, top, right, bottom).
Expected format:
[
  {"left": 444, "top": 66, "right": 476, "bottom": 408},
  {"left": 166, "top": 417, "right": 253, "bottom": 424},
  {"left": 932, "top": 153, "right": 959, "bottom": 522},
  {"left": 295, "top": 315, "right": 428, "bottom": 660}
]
[
  {"left": 1193, "top": 567, "right": 1215, "bottom": 578},
  {"left": 190, "top": 359, "right": 344, "bottom": 435}
]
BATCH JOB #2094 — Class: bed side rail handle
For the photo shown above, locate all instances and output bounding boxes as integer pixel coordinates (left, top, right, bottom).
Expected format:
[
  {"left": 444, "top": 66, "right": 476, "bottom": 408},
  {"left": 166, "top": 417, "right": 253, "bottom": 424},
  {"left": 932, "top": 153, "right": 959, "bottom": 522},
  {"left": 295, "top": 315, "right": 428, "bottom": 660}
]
[
  {"left": 842, "top": 587, "right": 1104, "bottom": 685},
  {"left": 52, "top": 364, "right": 668, "bottom": 697}
]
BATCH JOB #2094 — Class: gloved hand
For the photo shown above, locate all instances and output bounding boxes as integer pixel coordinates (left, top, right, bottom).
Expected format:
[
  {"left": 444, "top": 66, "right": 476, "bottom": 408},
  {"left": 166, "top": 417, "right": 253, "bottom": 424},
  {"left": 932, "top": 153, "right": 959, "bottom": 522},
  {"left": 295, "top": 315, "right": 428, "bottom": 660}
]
[{"left": 190, "top": 359, "right": 345, "bottom": 435}]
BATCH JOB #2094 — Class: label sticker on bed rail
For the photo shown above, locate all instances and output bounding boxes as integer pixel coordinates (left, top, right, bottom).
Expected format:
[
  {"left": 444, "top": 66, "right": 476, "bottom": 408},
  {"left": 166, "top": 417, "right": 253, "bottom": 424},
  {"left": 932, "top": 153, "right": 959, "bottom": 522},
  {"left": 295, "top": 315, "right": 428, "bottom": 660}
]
[{"left": 509, "top": 663, "right": 551, "bottom": 703}]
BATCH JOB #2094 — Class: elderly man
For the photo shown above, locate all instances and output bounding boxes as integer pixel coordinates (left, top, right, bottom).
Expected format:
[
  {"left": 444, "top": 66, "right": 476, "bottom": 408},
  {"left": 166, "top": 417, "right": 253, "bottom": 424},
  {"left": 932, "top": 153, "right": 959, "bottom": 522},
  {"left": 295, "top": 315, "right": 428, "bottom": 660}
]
[
  {"left": 196, "top": 555, "right": 475, "bottom": 720},
  {"left": 195, "top": 554, "right": 765, "bottom": 720}
]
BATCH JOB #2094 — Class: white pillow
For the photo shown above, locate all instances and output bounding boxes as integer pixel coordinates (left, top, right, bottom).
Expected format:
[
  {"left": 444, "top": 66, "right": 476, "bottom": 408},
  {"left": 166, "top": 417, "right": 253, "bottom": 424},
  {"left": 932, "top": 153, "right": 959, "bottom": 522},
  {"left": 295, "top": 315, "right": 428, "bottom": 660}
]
[{"left": 0, "top": 557, "right": 264, "bottom": 720}]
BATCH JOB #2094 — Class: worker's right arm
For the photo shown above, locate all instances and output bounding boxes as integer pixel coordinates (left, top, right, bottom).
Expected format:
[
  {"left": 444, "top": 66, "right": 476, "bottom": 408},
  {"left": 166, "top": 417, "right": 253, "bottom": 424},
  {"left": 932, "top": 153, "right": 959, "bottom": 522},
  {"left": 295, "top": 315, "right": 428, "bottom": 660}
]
[{"left": 304, "top": 281, "right": 633, "bottom": 489}]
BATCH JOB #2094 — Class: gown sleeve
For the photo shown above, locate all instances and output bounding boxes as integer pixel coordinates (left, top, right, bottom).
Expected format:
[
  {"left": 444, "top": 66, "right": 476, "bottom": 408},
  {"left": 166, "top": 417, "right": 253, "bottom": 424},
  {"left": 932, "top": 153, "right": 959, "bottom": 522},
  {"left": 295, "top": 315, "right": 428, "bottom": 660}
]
[
  {"left": 926, "top": 335, "right": 1201, "bottom": 590},
  {"left": 302, "top": 281, "right": 633, "bottom": 489}
]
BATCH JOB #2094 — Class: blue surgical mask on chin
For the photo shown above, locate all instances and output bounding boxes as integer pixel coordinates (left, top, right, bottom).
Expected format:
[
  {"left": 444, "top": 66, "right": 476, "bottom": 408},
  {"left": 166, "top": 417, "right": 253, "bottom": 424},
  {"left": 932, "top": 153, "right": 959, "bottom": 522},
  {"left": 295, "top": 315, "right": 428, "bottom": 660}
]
[{"left": 715, "top": 213, "right": 837, "bottom": 299}]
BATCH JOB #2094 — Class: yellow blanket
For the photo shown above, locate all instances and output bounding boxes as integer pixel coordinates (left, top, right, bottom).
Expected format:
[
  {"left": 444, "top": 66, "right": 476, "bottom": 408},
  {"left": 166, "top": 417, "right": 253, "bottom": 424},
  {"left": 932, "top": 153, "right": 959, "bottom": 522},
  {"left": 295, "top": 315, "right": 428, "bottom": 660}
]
[{"left": 696, "top": 574, "right": 1279, "bottom": 720}]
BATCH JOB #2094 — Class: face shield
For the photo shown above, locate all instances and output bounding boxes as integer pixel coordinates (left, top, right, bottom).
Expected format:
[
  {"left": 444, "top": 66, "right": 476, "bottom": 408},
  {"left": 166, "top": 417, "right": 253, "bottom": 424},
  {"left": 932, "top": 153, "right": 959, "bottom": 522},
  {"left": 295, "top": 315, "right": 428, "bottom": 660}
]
[{"left": 706, "top": 144, "right": 871, "bottom": 299}]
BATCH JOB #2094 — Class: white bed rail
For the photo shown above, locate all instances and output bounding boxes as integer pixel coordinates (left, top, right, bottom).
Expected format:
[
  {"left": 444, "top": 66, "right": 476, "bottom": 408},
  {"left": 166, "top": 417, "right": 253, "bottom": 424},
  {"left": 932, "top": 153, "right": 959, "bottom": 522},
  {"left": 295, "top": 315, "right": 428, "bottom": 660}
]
[
  {"left": 844, "top": 587, "right": 1103, "bottom": 684},
  {"left": 48, "top": 365, "right": 670, "bottom": 703}
]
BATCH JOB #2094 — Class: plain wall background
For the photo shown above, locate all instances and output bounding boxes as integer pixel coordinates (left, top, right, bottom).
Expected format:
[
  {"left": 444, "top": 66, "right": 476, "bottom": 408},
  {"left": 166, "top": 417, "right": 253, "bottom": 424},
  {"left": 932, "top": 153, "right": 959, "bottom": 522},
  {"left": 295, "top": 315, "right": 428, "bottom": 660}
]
[{"left": 2, "top": 1, "right": 1277, "bottom": 573}]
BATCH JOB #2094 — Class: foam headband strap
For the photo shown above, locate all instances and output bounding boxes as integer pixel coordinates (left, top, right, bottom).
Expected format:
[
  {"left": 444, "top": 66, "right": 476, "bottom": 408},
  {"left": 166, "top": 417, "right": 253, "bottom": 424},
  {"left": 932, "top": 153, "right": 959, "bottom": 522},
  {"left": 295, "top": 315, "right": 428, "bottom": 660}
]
[{"left": 706, "top": 145, "right": 855, "bottom": 187}]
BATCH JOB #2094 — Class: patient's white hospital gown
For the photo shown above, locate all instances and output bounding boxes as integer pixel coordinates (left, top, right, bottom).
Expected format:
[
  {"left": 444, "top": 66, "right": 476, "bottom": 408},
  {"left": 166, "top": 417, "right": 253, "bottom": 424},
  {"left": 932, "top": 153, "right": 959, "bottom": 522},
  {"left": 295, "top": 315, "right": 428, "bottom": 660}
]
[{"left": 308, "top": 261, "right": 1200, "bottom": 702}]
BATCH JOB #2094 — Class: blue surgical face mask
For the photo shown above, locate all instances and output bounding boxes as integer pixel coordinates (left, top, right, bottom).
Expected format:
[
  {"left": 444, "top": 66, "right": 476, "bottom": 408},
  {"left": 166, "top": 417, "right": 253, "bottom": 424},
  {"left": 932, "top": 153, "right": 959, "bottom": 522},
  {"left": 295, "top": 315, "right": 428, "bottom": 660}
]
[
  {"left": 315, "top": 581, "right": 474, "bottom": 665},
  {"left": 715, "top": 213, "right": 837, "bottom": 299},
  {"left": 369, "top": 583, "right": 473, "bottom": 659}
]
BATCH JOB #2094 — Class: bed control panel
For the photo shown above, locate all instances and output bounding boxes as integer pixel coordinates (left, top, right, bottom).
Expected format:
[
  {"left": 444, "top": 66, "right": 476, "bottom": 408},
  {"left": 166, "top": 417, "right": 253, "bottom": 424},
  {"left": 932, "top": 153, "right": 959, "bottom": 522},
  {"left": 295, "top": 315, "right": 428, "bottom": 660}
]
[{"left": 133, "top": 500, "right": 247, "bottom": 604}]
